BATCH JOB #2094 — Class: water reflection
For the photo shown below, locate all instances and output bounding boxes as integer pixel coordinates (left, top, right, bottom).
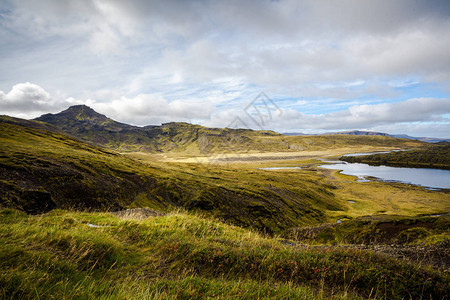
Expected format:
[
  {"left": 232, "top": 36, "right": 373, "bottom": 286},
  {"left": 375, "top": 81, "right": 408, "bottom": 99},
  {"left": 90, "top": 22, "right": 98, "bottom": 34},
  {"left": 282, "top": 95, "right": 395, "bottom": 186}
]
[{"left": 320, "top": 162, "right": 450, "bottom": 189}]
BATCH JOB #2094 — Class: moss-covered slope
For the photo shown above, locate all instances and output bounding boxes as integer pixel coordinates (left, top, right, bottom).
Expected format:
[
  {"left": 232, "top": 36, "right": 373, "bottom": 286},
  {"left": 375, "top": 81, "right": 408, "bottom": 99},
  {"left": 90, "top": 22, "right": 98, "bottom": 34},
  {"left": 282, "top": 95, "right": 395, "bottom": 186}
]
[
  {"left": 1, "top": 209, "right": 448, "bottom": 299},
  {"left": 34, "top": 105, "right": 423, "bottom": 154},
  {"left": 1, "top": 116, "right": 344, "bottom": 233}
]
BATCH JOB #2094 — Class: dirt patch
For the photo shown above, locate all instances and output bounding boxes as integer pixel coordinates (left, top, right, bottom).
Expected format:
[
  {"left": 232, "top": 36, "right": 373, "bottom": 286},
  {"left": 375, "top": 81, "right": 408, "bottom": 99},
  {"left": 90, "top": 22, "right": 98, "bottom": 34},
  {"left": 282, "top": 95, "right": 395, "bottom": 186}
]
[{"left": 112, "top": 208, "right": 165, "bottom": 220}]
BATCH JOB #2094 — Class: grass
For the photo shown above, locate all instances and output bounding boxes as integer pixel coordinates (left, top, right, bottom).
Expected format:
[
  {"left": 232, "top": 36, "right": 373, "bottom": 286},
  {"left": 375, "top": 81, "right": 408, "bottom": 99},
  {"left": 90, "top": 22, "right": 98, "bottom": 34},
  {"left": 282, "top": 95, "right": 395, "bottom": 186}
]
[
  {"left": 2, "top": 116, "right": 449, "bottom": 233},
  {"left": 0, "top": 118, "right": 345, "bottom": 233},
  {"left": 2, "top": 114, "right": 450, "bottom": 299},
  {"left": 1, "top": 208, "right": 448, "bottom": 299},
  {"left": 322, "top": 168, "right": 450, "bottom": 219},
  {"left": 33, "top": 105, "right": 424, "bottom": 155},
  {"left": 284, "top": 214, "right": 450, "bottom": 245}
]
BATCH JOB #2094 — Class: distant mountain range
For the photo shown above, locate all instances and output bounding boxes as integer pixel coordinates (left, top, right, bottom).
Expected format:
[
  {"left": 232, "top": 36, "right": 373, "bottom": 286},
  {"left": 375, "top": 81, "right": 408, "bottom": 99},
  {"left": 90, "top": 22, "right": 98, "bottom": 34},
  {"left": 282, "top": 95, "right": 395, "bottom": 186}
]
[
  {"left": 1, "top": 110, "right": 340, "bottom": 230},
  {"left": 0, "top": 105, "right": 427, "bottom": 225},
  {"left": 29, "top": 105, "right": 424, "bottom": 154},
  {"left": 34, "top": 105, "right": 282, "bottom": 153},
  {"left": 283, "top": 130, "right": 450, "bottom": 143}
]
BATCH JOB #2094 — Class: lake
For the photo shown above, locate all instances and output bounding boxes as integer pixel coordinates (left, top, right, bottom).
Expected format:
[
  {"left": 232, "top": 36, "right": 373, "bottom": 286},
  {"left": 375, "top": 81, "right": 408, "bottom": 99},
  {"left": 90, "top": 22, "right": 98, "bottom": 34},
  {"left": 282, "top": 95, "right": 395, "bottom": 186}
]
[
  {"left": 259, "top": 151, "right": 450, "bottom": 189},
  {"left": 320, "top": 162, "right": 450, "bottom": 189}
]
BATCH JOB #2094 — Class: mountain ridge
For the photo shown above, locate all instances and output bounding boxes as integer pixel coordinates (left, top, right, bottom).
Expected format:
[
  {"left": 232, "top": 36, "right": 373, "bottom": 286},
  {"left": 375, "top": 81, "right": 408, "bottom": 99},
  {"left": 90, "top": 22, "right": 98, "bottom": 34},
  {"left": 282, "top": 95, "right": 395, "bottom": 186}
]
[
  {"left": 0, "top": 115, "right": 345, "bottom": 232},
  {"left": 36, "top": 104, "right": 137, "bottom": 133},
  {"left": 34, "top": 105, "right": 283, "bottom": 153},
  {"left": 284, "top": 130, "right": 449, "bottom": 143},
  {"left": 32, "top": 105, "right": 427, "bottom": 154}
]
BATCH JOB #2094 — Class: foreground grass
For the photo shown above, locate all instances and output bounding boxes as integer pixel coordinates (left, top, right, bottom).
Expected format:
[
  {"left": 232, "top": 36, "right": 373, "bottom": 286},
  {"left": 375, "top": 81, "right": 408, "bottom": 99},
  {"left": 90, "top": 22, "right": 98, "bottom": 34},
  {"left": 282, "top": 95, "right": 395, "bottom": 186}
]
[
  {"left": 1, "top": 209, "right": 448, "bottom": 299},
  {"left": 284, "top": 214, "right": 450, "bottom": 246}
]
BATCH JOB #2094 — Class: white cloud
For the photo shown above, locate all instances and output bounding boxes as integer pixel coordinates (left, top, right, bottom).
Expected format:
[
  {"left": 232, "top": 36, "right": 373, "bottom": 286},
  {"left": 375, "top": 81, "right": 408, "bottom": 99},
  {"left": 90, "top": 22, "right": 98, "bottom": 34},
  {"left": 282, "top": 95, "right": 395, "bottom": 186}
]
[
  {"left": 1, "top": 83, "right": 449, "bottom": 137},
  {"left": 3, "top": 0, "right": 449, "bottom": 92},
  {"left": 0, "top": 82, "right": 56, "bottom": 117},
  {"left": 1, "top": 1, "right": 450, "bottom": 137},
  {"left": 73, "top": 92, "right": 215, "bottom": 126},
  {"left": 206, "top": 97, "right": 450, "bottom": 137}
]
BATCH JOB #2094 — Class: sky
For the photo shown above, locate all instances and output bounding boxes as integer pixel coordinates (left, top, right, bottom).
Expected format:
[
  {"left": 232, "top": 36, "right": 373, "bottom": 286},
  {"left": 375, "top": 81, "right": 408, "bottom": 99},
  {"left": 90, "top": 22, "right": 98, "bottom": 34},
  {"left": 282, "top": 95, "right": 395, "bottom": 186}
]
[{"left": 1, "top": 0, "right": 450, "bottom": 138}]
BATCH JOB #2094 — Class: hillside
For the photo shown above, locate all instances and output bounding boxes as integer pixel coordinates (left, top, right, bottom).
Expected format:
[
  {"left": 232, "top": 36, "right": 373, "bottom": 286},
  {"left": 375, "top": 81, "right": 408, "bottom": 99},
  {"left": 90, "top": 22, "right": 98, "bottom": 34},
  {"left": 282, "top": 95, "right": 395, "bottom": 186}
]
[
  {"left": 0, "top": 116, "right": 346, "bottom": 233},
  {"left": 35, "top": 105, "right": 281, "bottom": 153},
  {"left": 2, "top": 113, "right": 449, "bottom": 299},
  {"left": 34, "top": 105, "right": 424, "bottom": 154},
  {"left": 1, "top": 209, "right": 448, "bottom": 299}
]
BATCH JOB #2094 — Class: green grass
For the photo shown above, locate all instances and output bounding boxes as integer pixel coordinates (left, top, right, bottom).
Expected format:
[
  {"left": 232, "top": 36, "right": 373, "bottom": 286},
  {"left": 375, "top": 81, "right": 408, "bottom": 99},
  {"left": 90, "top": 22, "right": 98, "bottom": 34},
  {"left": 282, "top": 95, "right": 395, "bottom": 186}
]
[
  {"left": 1, "top": 208, "right": 448, "bottom": 299},
  {"left": 33, "top": 105, "right": 424, "bottom": 154},
  {"left": 0, "top": 118, "right": 346, "bottom": 233},
  {"left": 284, "top": 214, "right": 450, "bottom": 245},
  {"left": 2, "top": 116, "right": 448, "bottom": 234}
]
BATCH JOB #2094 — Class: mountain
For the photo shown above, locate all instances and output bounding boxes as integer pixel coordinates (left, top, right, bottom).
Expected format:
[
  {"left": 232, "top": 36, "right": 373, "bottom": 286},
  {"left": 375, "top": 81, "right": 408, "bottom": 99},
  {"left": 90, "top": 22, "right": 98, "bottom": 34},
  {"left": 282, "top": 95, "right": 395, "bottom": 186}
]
[
  {"left": 391, "top": 134, "right": 450, "bottom": 143},
  {"left": 325, "top": 130, "right": 391, "bottom": 136},
  {"left": 35, "top": 105, "right": 425, "bottom": 154},
  {"left": 35, "top": 105, "right": 281, "bottom": 153},
  {"left": 36, "top": 104, "right": 136, "bottom": 132},
  {"left": 283, "top": 130, "right": 391, "bottom": 137},
  {"left": 284, "top": 130, "right": 449, "bottom": 143},
  {"left": 1, "top": 115, "right": 344, "bottom": 232}
]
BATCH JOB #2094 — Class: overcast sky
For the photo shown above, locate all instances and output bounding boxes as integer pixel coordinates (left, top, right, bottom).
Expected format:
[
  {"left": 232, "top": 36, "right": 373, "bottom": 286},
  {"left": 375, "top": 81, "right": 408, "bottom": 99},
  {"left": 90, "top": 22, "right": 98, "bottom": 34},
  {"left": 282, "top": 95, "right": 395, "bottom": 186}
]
[{"left": 1, "top": 0, "right": 450, "bottom": 137}]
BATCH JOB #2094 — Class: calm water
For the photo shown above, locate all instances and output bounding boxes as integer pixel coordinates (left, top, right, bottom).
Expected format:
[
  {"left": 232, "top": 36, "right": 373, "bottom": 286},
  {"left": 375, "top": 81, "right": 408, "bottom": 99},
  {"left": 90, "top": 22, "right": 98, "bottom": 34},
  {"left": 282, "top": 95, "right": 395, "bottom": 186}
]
[
  {"left": 259, "top": 150, "right": 450, "bottom": 189},
  {"left": 320, "top": 162, "right": 450, "bottom": 189}
]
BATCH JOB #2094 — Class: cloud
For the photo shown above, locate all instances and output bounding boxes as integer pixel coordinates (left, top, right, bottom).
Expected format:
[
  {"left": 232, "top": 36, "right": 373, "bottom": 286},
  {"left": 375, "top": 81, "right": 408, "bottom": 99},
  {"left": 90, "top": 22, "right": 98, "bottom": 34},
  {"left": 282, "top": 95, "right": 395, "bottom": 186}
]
[
  {"left": 1, "top": 83, "right": 449, "bottom": 137},
  {"left": 0, "top": 82, "right": 60, "bottom": 118},
  {"left": 91, "top": 93, "right": 215, "bottom": 125},
  {"left": 1, "top": 1, "right": 450, "bottom": 137},
  {"left": 3, "top": 0, "right": 449, "bottom": 89},
  {"left": 283, "top": 98, "right": 450, "bottom": 132},
  {"left": 0, "top": 83, "right": 214, "bottom": 125},
  {"left": 372, "top": 122, "right": 450, "bottom": 139},
  {"left": 206, "top": 97, "right": 450, "bottom": 137}
]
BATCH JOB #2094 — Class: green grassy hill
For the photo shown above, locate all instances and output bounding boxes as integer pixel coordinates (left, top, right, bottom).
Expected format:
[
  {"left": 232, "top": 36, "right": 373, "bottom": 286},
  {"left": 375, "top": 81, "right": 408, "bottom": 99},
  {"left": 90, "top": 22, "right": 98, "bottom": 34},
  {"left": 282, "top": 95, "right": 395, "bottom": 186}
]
[
  {"left": 1, "top": 209, "right": 448, "bottom": 299},
  {"left": 34, "top": 105, "right": 423, "bottom": 154},
  {"left": 34, "top": 105, "right": 281, "bottom": 153},
  {"left": 1, "top": 116, "right": 347, "bottom": 233},
  {"left": 2, "top": 111, "right": 449, "bottom": 299}
]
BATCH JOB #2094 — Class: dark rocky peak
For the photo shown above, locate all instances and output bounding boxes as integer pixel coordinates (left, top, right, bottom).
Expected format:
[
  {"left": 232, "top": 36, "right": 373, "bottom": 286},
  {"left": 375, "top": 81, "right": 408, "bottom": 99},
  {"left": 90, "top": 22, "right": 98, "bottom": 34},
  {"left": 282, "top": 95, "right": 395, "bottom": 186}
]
[
  {"left": 59, "top": 105, "right": 108, "bottom": 120},
  {"left": 34, "top": 105, "right": 136, "bottom": 134},
  {"left": 35, "top": 105, "right": 109, "bottom": 123}
]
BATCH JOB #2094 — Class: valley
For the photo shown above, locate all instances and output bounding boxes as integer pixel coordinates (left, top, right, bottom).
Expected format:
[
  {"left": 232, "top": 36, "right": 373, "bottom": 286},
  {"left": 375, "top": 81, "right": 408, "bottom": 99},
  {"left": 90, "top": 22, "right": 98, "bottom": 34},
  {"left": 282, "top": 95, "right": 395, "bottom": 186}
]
[{"left": 0, "top": 106, "right": 449, "bottom": 299}]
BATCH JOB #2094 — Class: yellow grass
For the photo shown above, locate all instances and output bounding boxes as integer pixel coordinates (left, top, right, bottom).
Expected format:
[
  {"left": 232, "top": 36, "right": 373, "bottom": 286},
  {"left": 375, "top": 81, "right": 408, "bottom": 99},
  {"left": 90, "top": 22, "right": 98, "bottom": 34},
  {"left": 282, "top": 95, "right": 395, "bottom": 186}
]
[{"left": 125, "top": 147, "right": 450, "bottom": 223}]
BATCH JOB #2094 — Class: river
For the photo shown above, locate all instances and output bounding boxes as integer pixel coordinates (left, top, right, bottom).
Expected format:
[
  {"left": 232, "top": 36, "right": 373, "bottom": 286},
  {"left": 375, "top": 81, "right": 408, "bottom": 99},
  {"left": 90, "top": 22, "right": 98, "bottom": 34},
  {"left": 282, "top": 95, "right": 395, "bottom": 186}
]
[{"left": 261, "top": 151, "right": 450, "bottom": 190}]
